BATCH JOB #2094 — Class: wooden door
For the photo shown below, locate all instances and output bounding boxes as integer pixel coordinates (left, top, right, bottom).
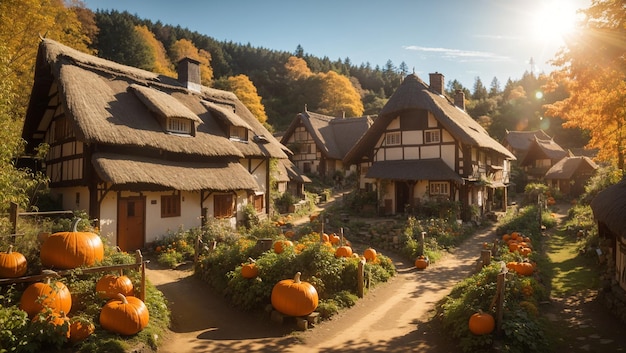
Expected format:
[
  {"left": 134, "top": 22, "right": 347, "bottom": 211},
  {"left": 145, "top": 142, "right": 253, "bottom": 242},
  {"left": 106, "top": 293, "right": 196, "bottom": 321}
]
[{"left": 117, "top": 197, "right": 146, "bottom": 252}]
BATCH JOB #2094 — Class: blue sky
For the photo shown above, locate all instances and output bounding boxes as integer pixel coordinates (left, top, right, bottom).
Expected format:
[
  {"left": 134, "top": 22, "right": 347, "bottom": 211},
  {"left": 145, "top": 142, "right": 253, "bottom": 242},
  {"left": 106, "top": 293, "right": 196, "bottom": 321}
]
[{"left": 82, "top": 0, "right": 590, "bottom": 90}]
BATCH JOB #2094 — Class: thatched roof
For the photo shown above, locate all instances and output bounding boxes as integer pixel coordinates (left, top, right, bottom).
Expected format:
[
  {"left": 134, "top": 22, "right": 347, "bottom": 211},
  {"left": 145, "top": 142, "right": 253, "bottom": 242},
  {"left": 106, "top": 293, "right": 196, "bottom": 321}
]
[
  {"left": 281, "top": 111, "right": 373, "bottom": 160},
  {"left": 93, "top": 153, "right": 260, "bottom": 191},
  {"left": 591, "top": 180, "right": 626, "bottom": 240},
  {"left": 519, "top": 137, "right": 568, "bottom": 166},
  {"left": 22, "top": 39, "right": 287, "bottom": 160},
  {"left": 275, "top": 159, "right": 312, "bottom": 183},
  {"left": 503, "top": 130, "right": 552, "bottom": 152},
  {"left": 344, "top": 74, "right": 515, "bottom": 165},
  {"left": 544, "top": 156, "right": 598, "bottom": 180},
  {"left": 366, "top": 159, "right": 463, "bottom": 182}
]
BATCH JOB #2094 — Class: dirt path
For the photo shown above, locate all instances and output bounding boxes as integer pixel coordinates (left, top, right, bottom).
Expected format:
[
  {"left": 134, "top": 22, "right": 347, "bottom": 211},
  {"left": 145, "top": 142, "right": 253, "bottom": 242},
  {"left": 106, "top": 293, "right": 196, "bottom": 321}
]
[{"left": 146, "top": 221, "right": 497, "bottom": 353}]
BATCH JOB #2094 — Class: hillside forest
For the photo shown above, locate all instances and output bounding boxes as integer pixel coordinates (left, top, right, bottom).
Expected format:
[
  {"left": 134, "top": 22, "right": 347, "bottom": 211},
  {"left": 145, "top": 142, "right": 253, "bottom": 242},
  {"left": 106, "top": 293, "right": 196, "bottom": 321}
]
[{"left": 0, "top": 0, "right": 624, "bottom": 214}]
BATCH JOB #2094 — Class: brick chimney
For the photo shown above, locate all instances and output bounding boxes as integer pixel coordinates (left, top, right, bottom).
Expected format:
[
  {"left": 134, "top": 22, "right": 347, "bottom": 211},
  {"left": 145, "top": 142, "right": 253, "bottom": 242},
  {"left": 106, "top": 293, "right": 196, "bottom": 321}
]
[
  {"left": 177, "top": 57, "right": 201, "bottom": 92},
  {"left": 454, "top": 89, "right": 465, "bottom": 110},
  {"left": 429, "top": 72, "right": 444, "bottom": 95}
]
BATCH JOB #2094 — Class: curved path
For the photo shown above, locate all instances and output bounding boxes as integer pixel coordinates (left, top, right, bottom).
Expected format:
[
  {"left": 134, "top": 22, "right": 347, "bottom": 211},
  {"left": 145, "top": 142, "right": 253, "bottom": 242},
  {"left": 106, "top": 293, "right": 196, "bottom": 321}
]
[{"left": 146, "top": 221, "right": 498, "bottom": 353}]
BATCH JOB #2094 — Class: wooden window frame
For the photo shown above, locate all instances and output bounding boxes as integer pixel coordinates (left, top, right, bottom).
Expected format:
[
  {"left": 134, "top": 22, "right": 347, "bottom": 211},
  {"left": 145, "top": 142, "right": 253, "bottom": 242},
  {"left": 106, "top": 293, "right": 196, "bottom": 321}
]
[
  {"left": 214, "top": 193, "right": 235, "bottom": 219},
  {"left": 424, "top": 129, "right": 440, "bottom": 144},
  {"left": 429, "top": 181, "right": 450, "bottom": 196},
  {"left": 385, "top": 131, "right": 401, "bottom": 146},
  {"left": 167, "top": 117, "right": 192, "bottom": 134},
  {"left": 161, "top": 194, "right": 181, "bottom": 218},
  {"left": 229, "top": 126, "right": 248, "bottom": 141},
  {"left": 253, "top": 194, "right": 263, "bottom": 212}
]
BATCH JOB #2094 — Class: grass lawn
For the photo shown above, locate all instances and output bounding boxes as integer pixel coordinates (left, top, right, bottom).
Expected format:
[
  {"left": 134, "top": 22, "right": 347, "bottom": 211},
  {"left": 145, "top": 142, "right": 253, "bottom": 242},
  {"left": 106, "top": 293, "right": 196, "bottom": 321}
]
[{"left": 546, "top": 227, "right": 600, "bottom": 296}]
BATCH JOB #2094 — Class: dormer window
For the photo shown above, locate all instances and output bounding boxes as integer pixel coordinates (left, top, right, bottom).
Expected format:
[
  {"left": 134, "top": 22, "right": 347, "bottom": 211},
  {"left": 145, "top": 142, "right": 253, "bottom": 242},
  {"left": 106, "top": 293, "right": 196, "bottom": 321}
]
[
  {"left": 167, "top": 117, "right": 192, "bottom": 134},
  {"left": 130, "top": 84, "right": 201, "bottom": 137},
  {"left": 229, "top": 125, "right": 248, "bottom": 141}
]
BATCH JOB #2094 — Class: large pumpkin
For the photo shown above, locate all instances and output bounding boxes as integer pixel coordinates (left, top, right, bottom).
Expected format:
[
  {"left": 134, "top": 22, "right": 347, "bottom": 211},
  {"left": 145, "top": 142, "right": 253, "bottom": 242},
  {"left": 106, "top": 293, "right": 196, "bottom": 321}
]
[
  {"left": 40, "top": 219, "right": 104, "bottom": 269},
  {"left": 468, "top": 311, "right": 495, "bottom": 335},
  {"left": 100, "top": 294, "right": 149, "bottom": 335},
  {"left": 20, "top": 279, "right": 72, "bottom": 318},
  {"left": 363, "top": 248, "right": 377, "bottom": 262},
  {"left": 96, "top": 274, "right": 134, "bottom": 299},
  {"left": 335, "top": 245, "right": 353, "bottom": 258},
  {"left": 271, "top": 272, "right": 318, "bottom": 317},
  {"left": 0, "top": 245, "right": 27, "bottom": 278}
]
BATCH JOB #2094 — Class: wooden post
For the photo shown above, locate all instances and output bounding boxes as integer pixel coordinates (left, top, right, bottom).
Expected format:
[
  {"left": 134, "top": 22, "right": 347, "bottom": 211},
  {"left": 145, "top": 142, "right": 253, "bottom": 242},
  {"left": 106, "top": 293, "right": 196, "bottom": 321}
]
[
  {"left": 495, "top": 272, "right": 506, "bottom": 334},
  {"left": 194, "top": 234, "right": 200, "bottom": 265},
  {"left": 9, "top": 202, "right": 18, "bottom": 236},
  {"left": 135, "top": 250, "right": 146, "bottom": 302},
  {"left": 357, "top": 259, "right": 365, "bottom": 298},
  {"left": 340, "top": 227, "right": 344, "bottom": 245},
  {"left": 480, "top": 250, "right": 491, "bottom": 267},
  {"left": 419, "top": 232, "right": 425, "bottom": 255}
]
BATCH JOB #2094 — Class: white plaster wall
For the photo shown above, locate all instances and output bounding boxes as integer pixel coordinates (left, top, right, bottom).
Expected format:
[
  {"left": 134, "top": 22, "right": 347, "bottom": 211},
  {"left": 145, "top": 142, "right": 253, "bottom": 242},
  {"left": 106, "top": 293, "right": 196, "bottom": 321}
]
[
  {"left": 421, "top": 145, "right": 440, "bottom": 159},
  {"left": 402, "top": 130, "right": 422, "bottom": 145},
  {"left": 385, "top": 147, "right": 403, "bottom": 160},
  {"left": 441, "top": 144, "right": 456, "bottom": 169}
]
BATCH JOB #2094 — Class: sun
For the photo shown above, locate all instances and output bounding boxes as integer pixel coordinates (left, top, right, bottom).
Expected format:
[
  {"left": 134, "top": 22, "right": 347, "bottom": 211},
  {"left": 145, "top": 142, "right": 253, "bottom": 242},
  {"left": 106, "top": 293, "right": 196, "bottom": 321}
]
[{"left": 530, "top": 1, "right": 584, "bottom": 43}]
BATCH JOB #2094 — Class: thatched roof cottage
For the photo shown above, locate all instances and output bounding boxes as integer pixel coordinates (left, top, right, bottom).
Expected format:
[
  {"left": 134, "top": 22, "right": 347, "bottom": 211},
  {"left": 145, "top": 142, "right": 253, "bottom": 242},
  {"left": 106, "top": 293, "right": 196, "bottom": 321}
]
[
  {"left": 21, "top": 39, "right": 288, "bottom": 250},
  {"left": 343, "top": 73, "right": 515, "bottom": 219}
]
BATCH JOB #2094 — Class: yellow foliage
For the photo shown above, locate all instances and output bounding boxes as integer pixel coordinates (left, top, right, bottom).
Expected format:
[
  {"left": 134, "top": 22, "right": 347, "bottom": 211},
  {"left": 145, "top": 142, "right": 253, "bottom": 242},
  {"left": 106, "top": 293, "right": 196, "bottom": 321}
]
[
  {"left": 285, "top": 56, "right": 312, "bottom": 80},
  {"left": 317, "top": 71, "right": 364, "bottom": 117},
  {"left": 170, "top": 38, "right": 213, "bottom": 85},
  {"left": 134, "top": 25, "right": 175, "bottom": 77},
  {"left": 225, "top": 75, "right": 268, "bottom": 124}
]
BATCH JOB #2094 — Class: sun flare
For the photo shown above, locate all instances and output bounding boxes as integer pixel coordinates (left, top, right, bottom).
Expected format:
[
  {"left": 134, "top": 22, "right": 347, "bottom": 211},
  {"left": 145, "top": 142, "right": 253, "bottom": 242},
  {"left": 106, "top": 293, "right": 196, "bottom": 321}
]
[{"left": 531, "top": 1, "right": 584, "bottom": 43}]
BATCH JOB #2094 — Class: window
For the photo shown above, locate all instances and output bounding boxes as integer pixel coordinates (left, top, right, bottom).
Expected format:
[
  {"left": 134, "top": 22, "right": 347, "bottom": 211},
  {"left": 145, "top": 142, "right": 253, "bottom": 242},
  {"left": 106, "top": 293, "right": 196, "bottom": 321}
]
[
  {"left": 161, "top": 194, "right": 181, "bottom": 218},
  {"left": 253, "top": 194, "right": 263, "bottom": 212},
  {"left": 424, "top": 130, "right": 440, "bottom": 144},
  {"left": 167, "top": 118, "right": 192, "bottom": 134},
  {"left": 53, "top": 116, "right": 74, "bottom": 142},
  {"left": 229, "top": 126, "right": 248, "bottom": 141},
  {"left": 214, "top": 194, "right": 234, "bottom": 218},
  {"left": 303, "top": 162, "right": 311, "bottom": 173},
  {"left": 385, "top": 132, "right": 401, "bottom": 146},
  {"left": 429, "top": 181, "right": 449, "bottom": 196}
]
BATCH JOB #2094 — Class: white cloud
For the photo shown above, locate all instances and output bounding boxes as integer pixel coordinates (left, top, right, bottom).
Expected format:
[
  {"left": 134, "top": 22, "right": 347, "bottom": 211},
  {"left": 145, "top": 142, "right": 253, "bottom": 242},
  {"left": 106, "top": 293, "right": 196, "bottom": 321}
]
[{"left": 403, "top": 45, "right": 510, "bottom": 62}]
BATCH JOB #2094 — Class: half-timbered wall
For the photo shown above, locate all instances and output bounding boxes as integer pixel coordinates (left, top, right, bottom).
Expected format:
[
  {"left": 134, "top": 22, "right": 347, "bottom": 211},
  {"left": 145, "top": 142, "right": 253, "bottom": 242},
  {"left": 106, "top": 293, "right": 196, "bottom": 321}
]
[
  {"left": 286, "top": 126, "right": 319, "bottom": 174},
  {"left": 372, "top": 111, "right": 458, "bottom": 172},
  {"left": 45, "top": 106, "right": 85, "bottom": 185}
]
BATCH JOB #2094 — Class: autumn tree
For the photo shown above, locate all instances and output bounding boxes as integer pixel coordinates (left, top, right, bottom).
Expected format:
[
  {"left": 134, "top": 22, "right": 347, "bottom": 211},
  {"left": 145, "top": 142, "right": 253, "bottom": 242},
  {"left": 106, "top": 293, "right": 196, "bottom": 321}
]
[
  {"left": 285, "top": 56, "right": 312, "bottom": 81},
  {"left": 170, "top": 38, "right": 213, "bottom": 85},
  {"left": 215, "top": 75, "right": 268, "bottom": 125},
  {"left": 0, "top": 0, "right": 90, "bottom": 211},
  {"left": 317, "top": 71, "right": 364, "bottom": 117},
  {"left": 135, "top": 25, "right": 176, "bottom": 77},
  {"left": 544, "top": 0, "right": 626, "bottom": 169}
]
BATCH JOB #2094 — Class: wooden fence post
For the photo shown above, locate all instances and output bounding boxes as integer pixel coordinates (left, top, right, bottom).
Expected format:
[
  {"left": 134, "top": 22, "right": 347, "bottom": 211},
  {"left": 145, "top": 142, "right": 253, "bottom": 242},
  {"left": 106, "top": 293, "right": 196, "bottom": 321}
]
[
  {"left": 357, "top": 259, "right": 365, "bottom": 298},
  {"left": 9, "top": 202, "right": 18, "bottom": 236},
  {"left": 419, "top": 232, "right": 425, "bottom": 255},
  {"left": 135, "top": 250, "right": 146, "bottom": 302},
  {"left": 480, "top": 250, "right": 491, "bottom": 267},
  {"left": 495, "top": 271, "right": 506, "bottom": 334}
]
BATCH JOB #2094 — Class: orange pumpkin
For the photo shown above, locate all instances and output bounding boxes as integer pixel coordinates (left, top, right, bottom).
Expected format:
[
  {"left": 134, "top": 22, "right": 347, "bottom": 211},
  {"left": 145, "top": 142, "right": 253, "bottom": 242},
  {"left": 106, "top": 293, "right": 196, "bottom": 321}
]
[
  {"left": 363, "top": 248, "right": 377, "bottom": 262},
  {"left": 0, "top": 245, "right": 27, "bottom": 278},
  {"left": 273, "top": 240, "right": 293, "bottom": 254},
  {"left": 271, "top": 272, "right": 318, "bottom": 317},
  {"left": 335, "top": 246, "right": 353, "bottom": 258},
  {"left": 329, "top": 233, "right": 341, "bottom": 245},
  {"left": 100, "top": 294, "right": 150, "bottom": 335},
  {"left": 284, "top": 230, "right": 295, "bottom": 238},
  {"left": 69, "top": 318, "right": 95, "bottom": 343},
  {"left": 241, "top": 260, "right": 259, "bottom": 279},
  {"left": 321, "top": 233, "right": 330, "bottom": 242},
  {"left": 20, "top": 279, "right": 72, "bottom": 318},
  {"left": 96, "top": 274, "right": 134, "bottom": 299},
  {"left": 519, "top": 247, "right": 532, "bottom": 257},
  {"left": 415, "top": 255, "right": 429, "bottom": 270},
  {"left": 468, "top": 311, "right": 495, "bottom": 335},
  {"left": 40, "top": 219, "right": 104, "bottom": 269},
  {"left": 515, "top": 261, "right": 534, "bottom": 276},
  {"left": 32, "top": 311, "right": 70, "bottom": 339}
]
